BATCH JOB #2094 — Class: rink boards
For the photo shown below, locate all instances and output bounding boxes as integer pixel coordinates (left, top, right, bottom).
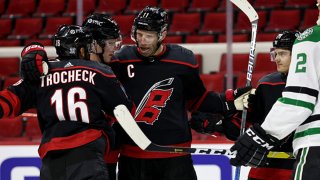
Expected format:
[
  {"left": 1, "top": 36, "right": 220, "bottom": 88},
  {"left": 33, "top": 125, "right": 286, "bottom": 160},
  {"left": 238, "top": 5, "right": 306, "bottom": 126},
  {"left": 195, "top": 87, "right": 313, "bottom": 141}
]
[{"left": 0, "top": 143, "right": 250, "bottom": 180}]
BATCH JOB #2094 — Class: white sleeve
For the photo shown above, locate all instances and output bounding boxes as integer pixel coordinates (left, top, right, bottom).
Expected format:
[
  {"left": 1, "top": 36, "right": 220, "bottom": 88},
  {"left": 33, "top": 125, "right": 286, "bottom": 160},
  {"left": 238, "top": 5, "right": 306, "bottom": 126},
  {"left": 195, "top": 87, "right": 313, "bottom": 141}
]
[{"left": 261, "top": 39, "right": 320, "bottom": 140}]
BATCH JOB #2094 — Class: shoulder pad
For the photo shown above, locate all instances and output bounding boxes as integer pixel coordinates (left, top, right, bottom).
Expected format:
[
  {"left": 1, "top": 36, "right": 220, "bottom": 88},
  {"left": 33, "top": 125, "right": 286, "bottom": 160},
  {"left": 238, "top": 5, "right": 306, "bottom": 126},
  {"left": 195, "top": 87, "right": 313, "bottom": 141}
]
[
  {"left": 258, "top": 72, "right": 283, "bottom": 84},
  {"left": 49, "top": 59, "right": 115, "bottom": 76},
  {"left": 113, "top": 45, "right": 138, "bottom": 61},
  {"left": 165, "top": 44, "right": 197, "bottom": 66}
]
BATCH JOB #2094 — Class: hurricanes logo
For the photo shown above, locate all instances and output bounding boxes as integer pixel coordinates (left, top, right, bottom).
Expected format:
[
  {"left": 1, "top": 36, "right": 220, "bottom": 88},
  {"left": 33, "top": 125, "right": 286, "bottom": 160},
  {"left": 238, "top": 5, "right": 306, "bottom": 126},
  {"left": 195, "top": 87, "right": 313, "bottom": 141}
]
[{"left": 135, "top": 78, "right": 174, "bottom": 124}]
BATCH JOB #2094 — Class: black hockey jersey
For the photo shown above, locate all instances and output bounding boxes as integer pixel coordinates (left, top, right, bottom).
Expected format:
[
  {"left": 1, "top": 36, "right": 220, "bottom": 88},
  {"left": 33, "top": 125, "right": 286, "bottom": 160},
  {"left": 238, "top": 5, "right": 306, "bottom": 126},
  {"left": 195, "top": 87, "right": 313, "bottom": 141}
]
[
  {"left": 227, "top": 72, "right": 294, "bottom": 172},
  {"left": 0, "top": 59, "right": 132, "bottom": 159},
  {"left": 110, "top": 44, "right": 225, "bottom": 158},
  {"left": 250, "top": 72, "right": 294, "bottom": 170}
]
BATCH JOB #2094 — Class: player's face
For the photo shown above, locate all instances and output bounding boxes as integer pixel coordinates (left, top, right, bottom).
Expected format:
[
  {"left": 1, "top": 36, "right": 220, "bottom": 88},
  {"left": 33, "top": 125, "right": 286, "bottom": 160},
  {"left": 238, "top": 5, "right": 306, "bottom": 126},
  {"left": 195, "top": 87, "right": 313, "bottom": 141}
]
[
  {"left": 273, "top": 48, "right": 291, "bottom": 74},
  {"left": 90, "top": 38, "right": 121, "bottom": 63},
  {"left": 136, "top": 29, "right": 159, "bottom": 57}
]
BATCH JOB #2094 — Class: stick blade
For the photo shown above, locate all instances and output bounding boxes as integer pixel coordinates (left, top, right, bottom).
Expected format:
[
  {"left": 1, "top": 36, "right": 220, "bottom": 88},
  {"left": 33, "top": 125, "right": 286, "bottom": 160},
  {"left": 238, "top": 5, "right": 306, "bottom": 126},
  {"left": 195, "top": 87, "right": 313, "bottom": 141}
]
[
  {"left": 113, "top": 104, "right": 151, "bottom": 150},
  {"left": 230, "top": 0, "right": 258, "bottom": 22}
]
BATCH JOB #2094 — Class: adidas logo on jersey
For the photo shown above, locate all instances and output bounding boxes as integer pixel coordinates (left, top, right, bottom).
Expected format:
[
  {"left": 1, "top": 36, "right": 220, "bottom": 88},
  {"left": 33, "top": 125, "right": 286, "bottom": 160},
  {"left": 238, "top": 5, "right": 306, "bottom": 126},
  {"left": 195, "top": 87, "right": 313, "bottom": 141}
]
[{"left": 64, "top": 62, "right": 73, "bottom": 68}]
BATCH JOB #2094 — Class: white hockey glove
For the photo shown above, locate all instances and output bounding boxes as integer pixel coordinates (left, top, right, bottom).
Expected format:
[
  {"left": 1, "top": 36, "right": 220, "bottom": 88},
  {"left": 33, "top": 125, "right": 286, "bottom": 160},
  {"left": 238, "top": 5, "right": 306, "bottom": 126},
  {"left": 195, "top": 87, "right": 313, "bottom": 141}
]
[
  {"left": 243, "top": 89, "right": 256, "bottom": 109},
  {"left": 222, "top": 86, "right": 252, "bottom": 112}
]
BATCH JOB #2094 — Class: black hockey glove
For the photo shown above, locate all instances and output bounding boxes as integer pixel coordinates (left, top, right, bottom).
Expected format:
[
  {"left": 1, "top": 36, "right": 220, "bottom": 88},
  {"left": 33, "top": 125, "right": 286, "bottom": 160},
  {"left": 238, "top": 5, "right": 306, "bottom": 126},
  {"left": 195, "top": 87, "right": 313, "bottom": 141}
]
[
  {"left": 190, "top": 112, "right": 224, "bottom": 134},
  {"left": 20, "top": 42, "right": 49, "bottom": 82},
  {"left": 230, "top": 124, "right": 281, "bottom": 167},
  {"left": 221, "top": 86, "right": 252, "bottom": 113},
  {"left": 243, "top": 89, "right": 256, "bottom": 109}
]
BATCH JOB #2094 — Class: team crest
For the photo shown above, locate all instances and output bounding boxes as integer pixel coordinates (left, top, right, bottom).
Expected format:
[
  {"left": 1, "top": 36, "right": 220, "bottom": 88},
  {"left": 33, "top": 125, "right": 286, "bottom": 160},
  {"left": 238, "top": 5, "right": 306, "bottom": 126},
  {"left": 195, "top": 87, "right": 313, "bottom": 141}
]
[{"left": 135, "top": 78, "right": 174, "bottom": 124}]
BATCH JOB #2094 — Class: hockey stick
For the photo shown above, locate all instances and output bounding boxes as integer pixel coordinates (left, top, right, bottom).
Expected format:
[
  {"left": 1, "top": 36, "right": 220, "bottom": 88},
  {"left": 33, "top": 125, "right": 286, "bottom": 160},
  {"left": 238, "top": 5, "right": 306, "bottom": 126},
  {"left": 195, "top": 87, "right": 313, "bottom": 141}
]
[
  {"left": 229, "top": 0, "right": 258, "bottom": 179},
  {"left": 113, "top": 105, "right": 294, "bottom": 159}
]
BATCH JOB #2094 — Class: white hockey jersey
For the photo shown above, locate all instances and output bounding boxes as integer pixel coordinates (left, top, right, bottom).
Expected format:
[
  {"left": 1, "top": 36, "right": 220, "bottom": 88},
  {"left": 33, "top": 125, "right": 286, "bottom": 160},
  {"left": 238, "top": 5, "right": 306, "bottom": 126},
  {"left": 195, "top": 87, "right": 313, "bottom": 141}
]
[{"left": 261, "top": 26, "right": 320, "bottom": 155}]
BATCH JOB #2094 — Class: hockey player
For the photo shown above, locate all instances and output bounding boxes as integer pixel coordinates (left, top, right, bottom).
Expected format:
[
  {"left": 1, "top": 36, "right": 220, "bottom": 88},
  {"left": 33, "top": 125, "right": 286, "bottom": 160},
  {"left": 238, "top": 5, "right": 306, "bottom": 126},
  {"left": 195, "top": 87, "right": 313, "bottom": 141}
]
[
  {"left": 82, "top": 13, "right": 125, "bottom": 180},
  {"left": 108, "top": 6, "right": 251, "bottom": 180},
  {"left": 1, "top": 25, "right": 133, "bottom": 180},
  {"left": 82, "top": 13, "right": 122, "bottom": 64},
  {"left": 230, "top": 1, "right": 320, "bottom": 179},
  {"left": 223, "top": 31, "right": 299, "bottom": 180}
]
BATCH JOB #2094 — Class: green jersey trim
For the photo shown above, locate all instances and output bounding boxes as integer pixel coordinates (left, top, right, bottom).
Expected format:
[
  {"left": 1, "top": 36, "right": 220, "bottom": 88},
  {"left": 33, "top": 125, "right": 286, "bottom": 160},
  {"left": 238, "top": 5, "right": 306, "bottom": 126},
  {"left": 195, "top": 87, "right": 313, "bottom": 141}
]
[
  {"left": 294, "top": 128, "right": 320, "bottom": 139},
  {"left": 278, "top": 97, "right": 314, "bottom": 111}
]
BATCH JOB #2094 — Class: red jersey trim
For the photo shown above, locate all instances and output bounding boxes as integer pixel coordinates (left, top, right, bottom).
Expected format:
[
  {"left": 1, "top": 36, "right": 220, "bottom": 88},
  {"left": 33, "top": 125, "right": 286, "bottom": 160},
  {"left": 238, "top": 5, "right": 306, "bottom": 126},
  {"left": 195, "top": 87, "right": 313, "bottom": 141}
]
[
  {"left": 0, "top": 89, "right": 21, "bottom": 117},
  {"left": 137, "top": 44, "right": 167, "bottom": 57},
  {"left": 38, "top": 129, "right": 103, "bottom": 159},
  {"left": 114, "top": 59, "right": 143, "bottom": 63},
  {"left": 192, "top": 91, "right": 209, "bottom": 110},
  {"left": 105, "top": 149, "right": 120, "bottom": 163},
  {"left": 161, "top": 59, "right": 199, "bottom": 68},
  {"left": 121, "top": 141, "right": 192, "bottom": 158},
  {"left": 258, "top": 82, "right": 286, "bottom": 86}
]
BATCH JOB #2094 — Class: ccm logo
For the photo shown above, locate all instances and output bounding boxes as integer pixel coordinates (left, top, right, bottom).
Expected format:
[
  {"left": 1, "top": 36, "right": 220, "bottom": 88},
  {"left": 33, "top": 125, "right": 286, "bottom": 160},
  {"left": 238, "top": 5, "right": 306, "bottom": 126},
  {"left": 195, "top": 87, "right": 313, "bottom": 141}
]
[
  {"left": 246, "top": 128, "right": 274, "bottom": 150},
  {"left": 1, "top": 157, "right": 41, "bottom": 180}
]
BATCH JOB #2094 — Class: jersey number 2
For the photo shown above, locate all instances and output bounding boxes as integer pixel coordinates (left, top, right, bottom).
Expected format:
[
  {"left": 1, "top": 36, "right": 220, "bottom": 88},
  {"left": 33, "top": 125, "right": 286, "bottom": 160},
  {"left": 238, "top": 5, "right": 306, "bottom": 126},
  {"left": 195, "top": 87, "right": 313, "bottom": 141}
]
[
  {"left": 51, "top": 88, "right": 90, "bottom": 123},
  {"left": 295, "top": 53, "right": 307, "bottom": 73}
]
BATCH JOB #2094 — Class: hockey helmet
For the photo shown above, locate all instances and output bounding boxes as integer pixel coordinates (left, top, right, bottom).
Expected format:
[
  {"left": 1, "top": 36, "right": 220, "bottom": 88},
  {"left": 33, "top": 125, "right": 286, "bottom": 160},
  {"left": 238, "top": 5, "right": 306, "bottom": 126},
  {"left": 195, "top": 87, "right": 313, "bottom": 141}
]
[
  {"left": 273, "top": 30, "right": 300, "bottom": 50},
  {"left": 131, "top": 6, "right": 168, "bottom": 41},
  {"left": 53, "top": 25, "right": 92, "bottom": 59},
  {"left": 270, "top": 30, "right": 300, "bottom": 61},
  {"left": 83, "top": 13, "right": 121, "bottom": 41}
]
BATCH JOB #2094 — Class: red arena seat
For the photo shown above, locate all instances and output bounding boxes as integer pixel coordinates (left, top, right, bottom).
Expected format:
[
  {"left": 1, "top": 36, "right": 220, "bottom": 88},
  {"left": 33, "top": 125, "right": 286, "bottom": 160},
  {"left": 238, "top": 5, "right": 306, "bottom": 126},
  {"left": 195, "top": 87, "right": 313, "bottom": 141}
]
[
  {"left": 0, "top": 116, "right": 24, "bottom": 137},
  {"left": 160, "top": 0, "right": 189, "bottom": 12},
  {"left": 2, "top": 0, "right": 36, "bottom": 18},
  {"left": 200, "top": 12, "right": 226, "bottom": 34},
  {"left": 0, "top": 58, "right": 20, "bottom": 76},
  {"left": 265, "top": 10, "right": 301, "bottom": 32},
  {"left": 34, "top": 0, "right": 66, "bottom": 17},
  {"left": 125, "top": 0, "right": 158, "bottom": 14},
  {"left": 169, "top": 13, "right": 201, "bottom": 35},
  {"left": 0, "top": 19, "right": 12, "bottom": 38},
  {"left": 96, "top": 0, "right": 127, "bottom": 14},
  {"left": 200, "top": 73, "right": 225, "bottom": 93},
  {"left": 8, "top": 18, "right": 43, "bottom": 39}
]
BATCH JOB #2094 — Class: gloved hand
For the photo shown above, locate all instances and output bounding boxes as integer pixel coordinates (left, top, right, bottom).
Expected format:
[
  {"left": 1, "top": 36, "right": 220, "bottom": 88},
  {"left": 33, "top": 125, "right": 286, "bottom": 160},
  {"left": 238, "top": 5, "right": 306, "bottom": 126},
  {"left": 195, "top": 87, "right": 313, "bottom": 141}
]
[
  {"left": 230, "top": 124, "right": 281, "bottom": 167},
  {"left": 190, "top": 112, "right": 224, "bottom": 134},
  {"left": 243, "top": 89, "right": 256, "bottom": 109},
  {"left": 20, "top": 42, "right": 49, "bottom": 82},
  {"left": 222, "top": 86, "right": 252, "bottom": 112}
]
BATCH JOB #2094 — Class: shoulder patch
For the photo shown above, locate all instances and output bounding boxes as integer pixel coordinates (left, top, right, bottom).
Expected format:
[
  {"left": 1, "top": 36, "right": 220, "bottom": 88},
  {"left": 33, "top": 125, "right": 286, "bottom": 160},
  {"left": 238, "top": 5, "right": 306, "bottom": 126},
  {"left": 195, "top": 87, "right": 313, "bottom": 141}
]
[
  {"left": 295, "top": 26, "right": 320, "bottom": 43},
  {"left": 296, "top": 28, "right": 313, "bottom": 41}
]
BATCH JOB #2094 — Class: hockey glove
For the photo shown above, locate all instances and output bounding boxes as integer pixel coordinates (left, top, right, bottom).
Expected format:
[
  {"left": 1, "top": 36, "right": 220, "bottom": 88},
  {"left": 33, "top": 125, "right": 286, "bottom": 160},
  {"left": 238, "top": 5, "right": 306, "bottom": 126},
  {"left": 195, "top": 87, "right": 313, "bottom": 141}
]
[
  {"left": 230, "top": 124, "right": 281, "bottom": 167},
  {"left": 190, "top": 112, "right": 224, "bottom": 134},
  {"left": 222, "top": 86, "right": 252, "bottom": 113},
  {"left": 243, "top": 89, "right": 256, "bottom": 109},
  {"left": 20, "top": 42, "right": 49, "bottom": 82}
]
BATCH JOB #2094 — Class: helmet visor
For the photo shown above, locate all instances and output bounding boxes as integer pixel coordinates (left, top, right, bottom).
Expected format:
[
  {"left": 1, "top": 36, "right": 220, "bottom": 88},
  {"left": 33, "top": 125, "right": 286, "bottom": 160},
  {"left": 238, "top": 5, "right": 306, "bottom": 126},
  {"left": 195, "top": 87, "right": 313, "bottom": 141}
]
[
  {"left": 270, "top": 48, "right": 291, "bottom": 62},
  {"left": 103, "top": 38, "right": 122, "bottom": 51}
]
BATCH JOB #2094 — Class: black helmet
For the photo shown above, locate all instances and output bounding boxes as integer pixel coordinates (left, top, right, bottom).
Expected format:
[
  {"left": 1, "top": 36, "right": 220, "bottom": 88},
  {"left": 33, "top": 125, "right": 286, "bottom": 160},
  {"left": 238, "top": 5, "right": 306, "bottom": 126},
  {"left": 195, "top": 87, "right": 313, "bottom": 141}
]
[
  {"left": 131, "top": 6, "right": 168, "bottom": 41},
  {"left": 83, "top": 13, "right": 121, "bottom": 41},
  {"left": 273, "top": 30, "right": 300, "bottom": 50},
  {"left": 53, "top": 25, "right": 92, "bottom": 59}
]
